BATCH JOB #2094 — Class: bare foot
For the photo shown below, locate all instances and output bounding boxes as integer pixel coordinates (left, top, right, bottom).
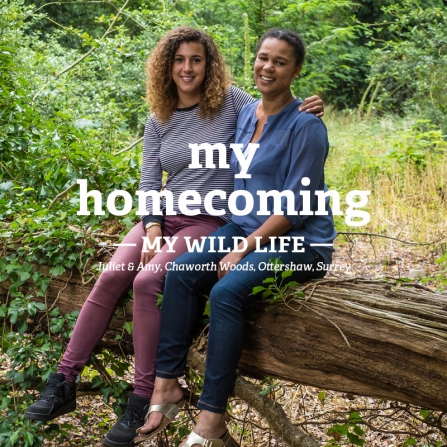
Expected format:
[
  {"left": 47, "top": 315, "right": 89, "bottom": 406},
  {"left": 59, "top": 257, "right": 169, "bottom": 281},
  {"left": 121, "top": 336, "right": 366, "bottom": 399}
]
[
  {"left": 179, "top": 411, "right": 227, "bottom": 447},
  {"left": 138, "top": 378, "right": 184, "bottom": 434}
]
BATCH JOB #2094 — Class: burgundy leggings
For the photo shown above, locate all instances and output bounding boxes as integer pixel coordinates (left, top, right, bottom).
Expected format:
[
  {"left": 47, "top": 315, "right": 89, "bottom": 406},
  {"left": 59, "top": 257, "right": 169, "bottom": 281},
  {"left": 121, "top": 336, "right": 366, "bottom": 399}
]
[{"left": 58, "top": 214, "right": 224, "bottom": 398}]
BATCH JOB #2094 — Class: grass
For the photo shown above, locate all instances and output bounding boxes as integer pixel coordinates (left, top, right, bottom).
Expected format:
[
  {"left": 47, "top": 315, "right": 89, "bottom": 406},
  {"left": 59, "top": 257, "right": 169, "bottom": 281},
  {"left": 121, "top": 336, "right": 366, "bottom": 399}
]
[{"left": 324, "top": 109, "right": 447, "bottom": 243}]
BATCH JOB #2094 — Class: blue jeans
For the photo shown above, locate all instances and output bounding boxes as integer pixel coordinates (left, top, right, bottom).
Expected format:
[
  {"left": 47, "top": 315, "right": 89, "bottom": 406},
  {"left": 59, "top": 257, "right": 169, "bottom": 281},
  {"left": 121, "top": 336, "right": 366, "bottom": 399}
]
[{"left": 155, "top": 222, "right": 329, "bottom": 413}]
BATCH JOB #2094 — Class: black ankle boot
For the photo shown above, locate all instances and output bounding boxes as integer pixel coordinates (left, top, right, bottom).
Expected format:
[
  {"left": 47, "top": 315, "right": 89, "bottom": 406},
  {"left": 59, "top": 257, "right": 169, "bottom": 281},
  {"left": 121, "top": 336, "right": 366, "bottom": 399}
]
[
  {"left": 25, "top": 372, "right": 76, "bottom": 421},
  {"left": 104, "top": 392, "right": 149, "bottom": 447}
]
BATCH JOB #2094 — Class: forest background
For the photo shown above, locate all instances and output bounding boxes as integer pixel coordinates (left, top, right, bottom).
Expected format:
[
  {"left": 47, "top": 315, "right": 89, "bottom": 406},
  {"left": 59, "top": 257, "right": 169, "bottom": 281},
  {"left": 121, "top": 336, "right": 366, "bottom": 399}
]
[{"left": 1, "top": 0, "right": 447, "bottom": 446}]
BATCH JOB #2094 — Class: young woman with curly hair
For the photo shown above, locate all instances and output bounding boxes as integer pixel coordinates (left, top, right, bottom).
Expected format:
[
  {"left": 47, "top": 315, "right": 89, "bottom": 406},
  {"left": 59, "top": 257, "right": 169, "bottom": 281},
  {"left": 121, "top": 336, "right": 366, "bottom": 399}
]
[
  {"left": 24, "top": 26, "right": 324, "bottom": 447},
  {"left": 146, "top": 27, "right": 231, "bottom": 123}
]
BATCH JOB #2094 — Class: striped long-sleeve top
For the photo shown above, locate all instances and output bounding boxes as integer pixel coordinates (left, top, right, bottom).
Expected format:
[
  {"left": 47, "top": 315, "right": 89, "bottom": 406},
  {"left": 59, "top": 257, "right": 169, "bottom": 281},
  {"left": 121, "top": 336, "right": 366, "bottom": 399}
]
[{"left": 139, "top": 86, "right": 253, "bottom": 227}]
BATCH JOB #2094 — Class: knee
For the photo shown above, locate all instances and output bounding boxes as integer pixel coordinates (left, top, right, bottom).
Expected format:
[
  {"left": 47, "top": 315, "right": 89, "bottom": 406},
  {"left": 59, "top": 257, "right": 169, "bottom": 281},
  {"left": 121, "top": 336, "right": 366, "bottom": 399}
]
[
  {"left": 132, "top": 270, "right": 164, "bottom": 301},
  {"left": 94, "top": 269, "right": 127, "bottom": 292},
  {"left": 209, "top": 282, "right": 242, "bottom": 315},
  {"left": 165, "top": 256, "right": 203, "bottom": 289}
]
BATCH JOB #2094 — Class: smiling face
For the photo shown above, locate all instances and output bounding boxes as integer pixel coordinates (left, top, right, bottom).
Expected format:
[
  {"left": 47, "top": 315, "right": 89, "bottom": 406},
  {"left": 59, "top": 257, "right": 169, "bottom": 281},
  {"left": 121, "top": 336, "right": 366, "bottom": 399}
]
[
  {"left": 171, "top": 41, "right": 206, "bottom": 105},
  {"left": 254, "top": 37, "right": 301, "bottom": 98}
]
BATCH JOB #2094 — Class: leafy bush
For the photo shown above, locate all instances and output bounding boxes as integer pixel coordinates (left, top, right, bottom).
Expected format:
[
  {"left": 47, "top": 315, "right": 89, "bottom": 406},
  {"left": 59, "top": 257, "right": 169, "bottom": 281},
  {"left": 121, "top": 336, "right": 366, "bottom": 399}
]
[{"left": 367, "top": 2, "right": 447, "bottom": 129}]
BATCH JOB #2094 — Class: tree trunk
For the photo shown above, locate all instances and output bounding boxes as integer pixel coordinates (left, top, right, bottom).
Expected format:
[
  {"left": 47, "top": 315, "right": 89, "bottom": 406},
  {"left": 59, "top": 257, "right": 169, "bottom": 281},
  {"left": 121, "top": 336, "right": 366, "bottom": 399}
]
[
  {"left": 238, "top": 279, "right": 447, "bottom": 412},
  {"left": 2, "top": 267, "right": 447, "bottom": 411}
]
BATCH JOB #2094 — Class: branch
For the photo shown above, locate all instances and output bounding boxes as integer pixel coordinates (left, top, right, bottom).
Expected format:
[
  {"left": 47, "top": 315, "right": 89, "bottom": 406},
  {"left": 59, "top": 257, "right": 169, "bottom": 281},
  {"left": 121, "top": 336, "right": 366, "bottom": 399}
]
[
  {"left": 92, "top": 355, "right": 113, "bottom": 384},
  {"left": 34, "top": 1, "right": 148, "bottom": 30},
  {"left": 338, "top": 231, "right": 447, "bottom": 246},
  {"left": 48, "top": 182, "right": 77, "bottom": 209},
  {"left": 34, "top": 1, "right": 111, "bottom": 13},
  {"left": 56, "top": 0, "right": 129, "bottom": 78},
  {"left": 114, "top": 136, "right": 143, "bottom": 156},
  {"left": 0, "top": 162, "right": 24, "bottom": 185},
  {"left": 234, "top": 376, "right": 319, "bottom": 447},
  {"left": 31, "top": 0, "right": 130, "bottom": 102}
]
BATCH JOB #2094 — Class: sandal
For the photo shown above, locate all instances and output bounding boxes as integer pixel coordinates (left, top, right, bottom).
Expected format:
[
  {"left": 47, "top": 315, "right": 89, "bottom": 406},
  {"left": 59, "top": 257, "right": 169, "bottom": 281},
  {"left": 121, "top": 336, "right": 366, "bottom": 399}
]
[
  {"left": 183, "top": 429, "right": 239, "bottom": 447},
  {"left": 133, "top": 398, "right": 185, "bottom": 444}
]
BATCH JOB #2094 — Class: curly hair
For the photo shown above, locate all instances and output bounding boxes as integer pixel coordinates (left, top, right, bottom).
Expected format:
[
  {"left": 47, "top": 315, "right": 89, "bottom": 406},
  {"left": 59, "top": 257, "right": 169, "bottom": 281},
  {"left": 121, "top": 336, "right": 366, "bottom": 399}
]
[{"left": 146, "top": 27, "right": 231, "bottom": 123}]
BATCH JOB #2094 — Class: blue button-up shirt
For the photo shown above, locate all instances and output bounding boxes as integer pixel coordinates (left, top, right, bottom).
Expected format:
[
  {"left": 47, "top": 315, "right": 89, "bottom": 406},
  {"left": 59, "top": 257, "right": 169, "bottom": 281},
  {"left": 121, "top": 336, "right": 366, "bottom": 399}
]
[{"left": 231, "top": 98, "right": 336, "bottom": 264}]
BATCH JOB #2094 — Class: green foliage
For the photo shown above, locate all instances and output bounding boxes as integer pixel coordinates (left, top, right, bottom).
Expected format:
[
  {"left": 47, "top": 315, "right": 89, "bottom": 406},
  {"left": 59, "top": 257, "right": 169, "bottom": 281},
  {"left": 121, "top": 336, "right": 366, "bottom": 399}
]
[
  {"left": 381, "top": 120, "right": 445, "bottom": 168},
  {"left": 326, "top": 412, "right": 366, "bottom": 446},
  {"left": 252, "top": 258, "right": 305, "bottom": 311},
  {"left": 0, "top": 2, "right": 143, "bottom": 444},
  {"left": 327, "top": 114, "right": 447, "bottom": 194},
  {"left": 367, "top": 2, "right": 447, "bottom": 128},
  {"left": 433, "top": 248, "right": 447, "bottom": 290},
  {"left": 0, "top": 265, "right": 81, "bottom": 446},
  {"left": 189, "top": 0, "right": 368, "bottom": 105}
]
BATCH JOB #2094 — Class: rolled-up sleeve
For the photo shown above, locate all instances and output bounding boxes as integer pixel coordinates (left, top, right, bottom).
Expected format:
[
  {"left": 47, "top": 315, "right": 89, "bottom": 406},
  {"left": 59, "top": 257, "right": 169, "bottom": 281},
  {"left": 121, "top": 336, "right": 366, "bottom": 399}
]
[{"left": 281, "top": 120, "right": 328, "bottom": 229}]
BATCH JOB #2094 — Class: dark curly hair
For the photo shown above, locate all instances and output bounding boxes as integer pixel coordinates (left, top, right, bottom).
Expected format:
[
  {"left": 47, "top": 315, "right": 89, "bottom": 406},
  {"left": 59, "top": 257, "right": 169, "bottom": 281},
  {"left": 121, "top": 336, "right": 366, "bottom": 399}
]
[
  {"left": 256, "top": 29, "right": 306, "bottom": 67},
  {"left": 146, "top": 27, "right": 231, "bottom": 123}
]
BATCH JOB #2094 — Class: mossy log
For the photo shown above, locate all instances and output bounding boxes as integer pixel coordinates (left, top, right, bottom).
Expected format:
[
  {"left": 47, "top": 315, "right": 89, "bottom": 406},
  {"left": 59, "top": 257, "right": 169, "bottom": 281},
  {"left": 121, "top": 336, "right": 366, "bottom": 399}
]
[{"left": 1, "top": 267, "right": 447, "bottom": 413}]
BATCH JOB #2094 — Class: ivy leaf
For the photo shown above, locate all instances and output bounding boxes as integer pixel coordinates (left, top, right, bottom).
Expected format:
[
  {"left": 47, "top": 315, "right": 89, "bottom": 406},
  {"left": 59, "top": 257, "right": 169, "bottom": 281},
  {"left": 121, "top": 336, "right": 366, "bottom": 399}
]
[
  {"left": 24, "top": 432, "right": 34, "bottom": 445},
  {"left": 347, "top": 432, "right": 365, "bottom": 445},
  {"left": 91, "top": 375, "right": 105, "bottom": 389},
  {"left": 262, "top": 289, "right": 273, "bottom": 299},
  {"left": 0, "top": 181, "right": 14, "bottom": 191},
  {"left": 17, "top": 319, "right": 28, "bottom": 336},
  {"left": 0, "top": 396, "right": 11, "bottom": 410},
  {"left": 50, "top": 265, "right": 65, "bottom": 276},
  {"left": 9, "top": 310, "right": 18, "bottom": 325},
  {"left": 50, "top": 318, "right": 64, "bottom": 333},
  {"left": 252, "top": 286, "right": 265, "bottom": 295},
  {"left": 13, "top": 371, "right": 24, "bottom": 383},
  {"left": 354, "top": 425, "right": 365, "bottom": 436},
  {"left": 349, "top": 411, "right": 364, "bottom": 423},
  {"left": 35, "top": 302, "right": 46, "bottom": 311},
  {"left": 419, "top": 409, "right": 429, "bottom": 419},
  {"left": 10, "top": 431, "right": 20, "bottom": 445},
  {"left": 123, "top": 321, "right": 133, "bottom": 335},
  {"left": 203, "top": 300, "right": 211, "bottom": 317},
  {"left": 17, "top": 270, "right": 31, "bottom": 281}
]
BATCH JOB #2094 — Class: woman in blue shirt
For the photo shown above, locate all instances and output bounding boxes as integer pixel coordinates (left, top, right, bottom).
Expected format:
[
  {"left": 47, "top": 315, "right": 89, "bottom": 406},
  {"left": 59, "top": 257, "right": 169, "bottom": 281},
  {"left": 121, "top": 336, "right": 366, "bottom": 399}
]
[{"left": 136, "top": 29, "right": 336, "bottom": 447}]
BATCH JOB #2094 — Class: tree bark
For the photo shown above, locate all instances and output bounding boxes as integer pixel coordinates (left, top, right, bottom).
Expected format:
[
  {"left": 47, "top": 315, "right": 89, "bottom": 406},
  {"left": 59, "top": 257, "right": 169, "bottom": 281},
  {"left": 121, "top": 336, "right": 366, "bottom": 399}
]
[
  {"left": 239, "top": 279, "right": 447, "bottom": 411},
  {"left": 2, "top": 267, "right": 447, "bottom": 412}
]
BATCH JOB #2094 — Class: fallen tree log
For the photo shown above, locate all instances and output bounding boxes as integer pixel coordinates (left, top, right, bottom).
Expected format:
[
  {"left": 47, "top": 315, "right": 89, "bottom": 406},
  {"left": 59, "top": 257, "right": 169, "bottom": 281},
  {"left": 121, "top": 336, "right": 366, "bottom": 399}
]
[
  {"left": 239, "top": 278, "right": 447, "bottom": 412},
  {"left": 2, "top": 267, "right": 447, "bottom": 412}
]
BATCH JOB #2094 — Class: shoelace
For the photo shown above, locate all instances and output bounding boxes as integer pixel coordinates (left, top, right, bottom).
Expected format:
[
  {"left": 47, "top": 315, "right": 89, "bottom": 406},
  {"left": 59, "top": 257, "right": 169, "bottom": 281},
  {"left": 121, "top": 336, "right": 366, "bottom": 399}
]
[
  {"left": 119, "top": 402, "right": 146, "bottom": 428},
  {"left": 37, "top": 380, "right": 64, "bottom": 402}
]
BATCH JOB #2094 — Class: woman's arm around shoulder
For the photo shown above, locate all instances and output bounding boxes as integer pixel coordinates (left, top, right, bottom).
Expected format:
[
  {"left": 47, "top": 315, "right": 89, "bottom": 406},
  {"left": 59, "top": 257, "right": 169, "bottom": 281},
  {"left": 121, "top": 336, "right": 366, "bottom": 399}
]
[{"left": 229, "top": 85, "right": 255, "bottom": 117}]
